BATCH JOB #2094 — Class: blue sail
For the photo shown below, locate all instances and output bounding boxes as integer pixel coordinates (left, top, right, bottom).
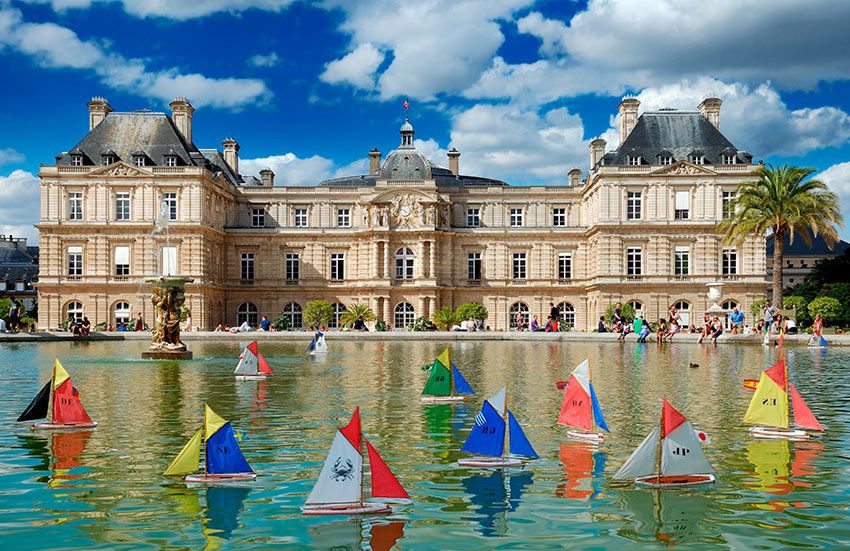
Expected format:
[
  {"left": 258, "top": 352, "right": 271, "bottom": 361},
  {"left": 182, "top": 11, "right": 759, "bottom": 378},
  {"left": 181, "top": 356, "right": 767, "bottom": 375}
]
[
  {"left": 452, "top": 364, "right": 476, "bottom": 395},
  {"left": 306, "top": 338, "right": 316, "bottom": 352},
  {"left": 820, "top": 335, "right": 829, "bottom": 347},
  {"left": 507, "top": 411, "right": 538, "bottom": 459},
  {"left": 206, "top": 422, "right": 253, "bottom": 474},
  {"left": 461, "top": 401, "right": 506, "bottom": 457},
  {"left": 589, "top": 383, "right": 610, "bottom": 433}
]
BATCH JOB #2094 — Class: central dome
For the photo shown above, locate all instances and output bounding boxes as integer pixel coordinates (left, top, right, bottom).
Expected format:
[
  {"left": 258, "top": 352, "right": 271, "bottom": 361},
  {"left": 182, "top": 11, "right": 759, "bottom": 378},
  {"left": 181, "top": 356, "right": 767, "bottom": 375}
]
[{"left": 381, "top": 149, "right": 431, "bottom": 180}]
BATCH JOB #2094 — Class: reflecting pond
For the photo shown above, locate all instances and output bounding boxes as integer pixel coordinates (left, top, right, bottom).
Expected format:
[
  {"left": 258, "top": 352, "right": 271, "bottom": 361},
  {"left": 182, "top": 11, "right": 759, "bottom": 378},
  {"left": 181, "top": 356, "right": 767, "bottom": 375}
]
[{"left": 0, "top": 340, "right": 848, "bottom": 549}]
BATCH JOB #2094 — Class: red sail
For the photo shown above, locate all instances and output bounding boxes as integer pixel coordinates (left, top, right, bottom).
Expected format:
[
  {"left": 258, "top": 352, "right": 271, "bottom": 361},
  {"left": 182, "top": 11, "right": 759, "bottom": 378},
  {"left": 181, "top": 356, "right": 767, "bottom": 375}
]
[
  {"left": 765, "top": 360, "right": 787, "bottom": 390},
  {"left": 258, "top": 352, "right": 272, "bottom": 374},
  {"left": 340, "top": 407, "right": 362, "bottom": 450},
  {"left": 558, "top": 374, "right": 592, "bottom": 430},
  {"left": 789, "top": 384, "right": 824, "bottom": 431},
  {"left": 366, "top": 440, "right": 410, "bottom": 499},
  {"left": 661, "top": 397, "right": 686, "bottom": 438},
  {"left": 52, "top": 379, "right": 93, "bottom": 425}
]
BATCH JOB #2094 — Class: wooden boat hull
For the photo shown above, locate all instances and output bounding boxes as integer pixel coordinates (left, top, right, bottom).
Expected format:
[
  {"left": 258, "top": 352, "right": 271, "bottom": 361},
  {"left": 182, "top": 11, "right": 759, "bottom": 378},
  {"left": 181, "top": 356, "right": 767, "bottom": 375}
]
[
  {"left": 32, "top": 421, "right": 98, "bottom": 430},
  {"left": 458, "top": 456, "right": 526, "bottom": 468},
  {"left": 566, "top": 430, "right": 605, "bottom": 443},
  {"left": 421, "top": 395, "right": 466, "bottom": 403},
  {"left": 301, "top": 502, "right": 391, "bottom": 516},
  {"left": 749, "top": 426, "right": 810, "bottom": 440},
  {"left": 235, "top": 374, "right": 267, "bottom": 380},
  {"left": 634, "top": 474, "right": 715, "bottom": 487},
  {"left": 184, "top": 473, "right": 257, "bottom": 484}
]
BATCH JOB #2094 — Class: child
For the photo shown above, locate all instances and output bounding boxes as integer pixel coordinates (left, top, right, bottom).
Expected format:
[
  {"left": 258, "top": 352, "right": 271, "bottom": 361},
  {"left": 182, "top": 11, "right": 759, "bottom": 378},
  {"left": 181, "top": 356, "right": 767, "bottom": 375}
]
[
  {"left": 637, "top": 322, "right": 650, "bottom": 343},
  {"left": 656, "top": 319, "right": 668, "bottom": 342}
]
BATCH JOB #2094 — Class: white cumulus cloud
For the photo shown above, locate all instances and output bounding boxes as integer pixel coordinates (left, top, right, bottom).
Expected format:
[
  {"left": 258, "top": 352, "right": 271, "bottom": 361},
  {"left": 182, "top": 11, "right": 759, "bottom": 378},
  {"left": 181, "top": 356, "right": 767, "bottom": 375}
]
[
  {"left": 20, "top": 0, "right": 296, "bottom": 20},
  {"left": 320, "top": 42, "right": 385, "bottom": 90},
  {"left": 0, "top": 148, "right": 25, "bottom": 165},
  {"left": 248, "top": 52, "right": 280, "bottom": 68},
  {"left": 0, "top": 170, "right": 40, "bottom": 243},
  {"left": 240, "top": 153, "right": 337, "bottom": 185}
]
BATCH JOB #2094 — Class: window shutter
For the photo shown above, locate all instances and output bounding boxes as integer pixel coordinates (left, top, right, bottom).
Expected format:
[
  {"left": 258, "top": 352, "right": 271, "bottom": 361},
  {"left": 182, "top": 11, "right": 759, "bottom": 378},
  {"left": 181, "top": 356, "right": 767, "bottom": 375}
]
[
  {"left": 675, "top": 191, "right": 690, "bottom": 210},
  {"left": 115, "top": 246, "right": 130, "bottom": 265}
]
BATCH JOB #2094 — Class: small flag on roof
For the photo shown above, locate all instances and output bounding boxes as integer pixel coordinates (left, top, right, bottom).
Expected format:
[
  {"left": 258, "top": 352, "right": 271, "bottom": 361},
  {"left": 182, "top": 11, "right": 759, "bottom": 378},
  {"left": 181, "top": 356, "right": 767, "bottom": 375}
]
[{"left": 403, "top": 99, "right": 409, "bottom": 110}]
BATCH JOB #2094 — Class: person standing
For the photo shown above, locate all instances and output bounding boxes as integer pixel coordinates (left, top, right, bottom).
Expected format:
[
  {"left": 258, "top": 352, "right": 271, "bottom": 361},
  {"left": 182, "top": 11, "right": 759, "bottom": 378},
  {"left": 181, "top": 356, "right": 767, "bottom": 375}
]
[
  {"left": 763, "top": 300, "right": 777, "bottom": 336},
  {"left": 134, "top": 312, "right": 144, "bottom": 332},
  {"left": 809, "top": 313, "right": 824, "bottom": 345},
  {"left": 613, "top": 302, "right": 622, "bottom": 327},
  {"left": 549, "top": 302, "right": 559, "bottom": 324},
  {"left": 8, "top": 300, "right": 19, "bottom": 333}
]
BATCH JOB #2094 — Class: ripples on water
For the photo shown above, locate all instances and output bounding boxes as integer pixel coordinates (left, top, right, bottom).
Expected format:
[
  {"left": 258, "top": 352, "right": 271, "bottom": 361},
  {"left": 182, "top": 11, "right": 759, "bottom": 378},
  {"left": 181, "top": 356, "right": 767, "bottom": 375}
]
[{"left": 0, "top": 340, "right": 848, "bottom": 549}]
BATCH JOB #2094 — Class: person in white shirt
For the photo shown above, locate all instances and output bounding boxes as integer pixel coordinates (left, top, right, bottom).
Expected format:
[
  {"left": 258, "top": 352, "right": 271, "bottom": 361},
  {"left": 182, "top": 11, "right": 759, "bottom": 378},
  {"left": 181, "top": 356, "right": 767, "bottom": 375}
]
[{"left": 0, "top": 318, "right": 6, "bottom": 332}]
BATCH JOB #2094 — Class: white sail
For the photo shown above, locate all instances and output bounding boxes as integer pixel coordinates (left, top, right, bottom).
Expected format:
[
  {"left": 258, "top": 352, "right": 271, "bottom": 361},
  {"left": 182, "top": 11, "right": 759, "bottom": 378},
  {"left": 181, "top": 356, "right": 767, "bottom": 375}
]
[
  {"left": 661, "top": 420, "right": 715, "bottom": 476},
  {"left": 314, "top": 334, "right": 328, "bottom": 354},
  {"left": 613, "top": 426, "right": 659, "bottom": 480},
  {"left": 488, "top": 387, "right": 507, "bottom": 416},
  {"left": 571, "top": 359, "right": 590, "bottom": 394},
  {"left": 234, "top": 343, "right": 259, "bottom": 375},
  {"left": 305, "top": 431, "right": 363, "bottom": 505}
]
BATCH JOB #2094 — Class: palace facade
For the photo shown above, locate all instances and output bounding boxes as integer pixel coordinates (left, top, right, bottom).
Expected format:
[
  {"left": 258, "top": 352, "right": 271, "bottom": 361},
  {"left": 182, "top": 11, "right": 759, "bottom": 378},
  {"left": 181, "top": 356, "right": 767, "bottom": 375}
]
[{"left": 36, "top": 96, "right": 766, "bottom": 331}]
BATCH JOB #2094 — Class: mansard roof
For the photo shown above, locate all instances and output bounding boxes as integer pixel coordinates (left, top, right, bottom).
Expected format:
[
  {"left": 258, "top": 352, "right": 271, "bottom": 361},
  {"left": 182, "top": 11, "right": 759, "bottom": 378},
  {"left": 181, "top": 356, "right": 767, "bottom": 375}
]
[
  {"left": 316, "top": 165, "right": 507, "bottom": 187},
  {"left": 766, "top": 232, "right": 850, "bottom": 257},
  {"left": 607, "top": 110, "right": 753, "bottom": 166}
]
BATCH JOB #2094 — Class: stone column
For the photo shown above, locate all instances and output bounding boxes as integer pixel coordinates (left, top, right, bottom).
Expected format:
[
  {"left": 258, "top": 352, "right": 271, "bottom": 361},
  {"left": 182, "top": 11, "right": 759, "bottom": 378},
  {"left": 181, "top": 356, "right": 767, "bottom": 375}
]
[
  {"left": 371, "top": 241, "right": 380, "bottom": 278},
  {"left": 418, "top": 296, "right": 427, "bottom": 320},
  {"left": 429, "top": 240, "right": 436, "bottom": 280},
  {"left": 383, "top": 241, "right": 392, "bottom": 279},
  {"left": 415, "top": 241, "right": 425, "bottom": 279},
  {"left": 382, "top": 296, "right": 392, "bottom": 325}
]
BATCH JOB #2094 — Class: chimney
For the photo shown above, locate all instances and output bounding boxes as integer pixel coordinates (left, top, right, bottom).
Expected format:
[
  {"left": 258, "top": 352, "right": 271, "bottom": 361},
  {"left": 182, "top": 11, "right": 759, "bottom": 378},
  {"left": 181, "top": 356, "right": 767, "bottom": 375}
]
[
  {"left": 86, "top": 96, "right": 113, "bottom": 131},
  {"left": 448, "top": 148, "right": 460, "bottom": 176},
  {"left": 618, "top": 96, "right": 640, "bottom": 144},
  {"left": 369, "top": 148, "right": 382, "bottom": 175},
  {"left": 259, "top": 168, "right": 275, "bottom": 187},
  {"left": 698, "top": 97, "right": 722, "bottom": 129},
  {"left": 589, "top": 138, "right": 606, "bottom": 168},
  {"left": 568, "top": 167, "right": 581, "bottom": 187},
  {"left": 169, "top": 97, "right": 195, "bottom": 143},
  {"left": 222, "top": 137, "right": 239, "bottom": 174}
]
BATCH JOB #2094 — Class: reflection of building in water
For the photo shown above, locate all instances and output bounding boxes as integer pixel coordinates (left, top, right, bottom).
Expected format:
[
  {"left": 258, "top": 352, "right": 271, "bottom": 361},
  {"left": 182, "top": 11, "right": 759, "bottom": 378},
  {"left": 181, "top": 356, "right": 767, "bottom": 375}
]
[
  {"left": 616, "top": 489, "right": 713, "bottom": 546},
  {"left": 557, "top": 442, "right": 606, "bottom": 500},
  {"left": 307, "top": 518, "right": 405, "bottom": 551},
  {"left": 462, "top": 470, "right": 533, "bottom": 538}
]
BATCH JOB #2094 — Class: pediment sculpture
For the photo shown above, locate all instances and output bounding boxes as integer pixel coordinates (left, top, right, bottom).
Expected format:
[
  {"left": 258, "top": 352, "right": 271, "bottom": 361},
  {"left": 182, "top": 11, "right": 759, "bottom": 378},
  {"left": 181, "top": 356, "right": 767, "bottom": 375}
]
[
  {"left": 652, "top": 161, "right": 716, "bottom": 176},
  {"left": 89, "top": 162, "right": 152, "bottom": 177}
]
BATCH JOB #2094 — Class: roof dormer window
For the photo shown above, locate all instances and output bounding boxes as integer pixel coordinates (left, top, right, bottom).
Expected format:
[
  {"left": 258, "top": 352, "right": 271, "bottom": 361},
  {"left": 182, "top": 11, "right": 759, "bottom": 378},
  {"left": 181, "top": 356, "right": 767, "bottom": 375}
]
[
  {"left": 165, "top": 155, "right": 177, "bottom": 167},
  {"left": 722, "top": 154, "right": 737, "bottom": 164},
  {"left": 71, "top": 155, "right": 83, "bottom": 167},
  {"left": 628, "top": 156, "right": 642, "bottom": 166},
  {"left": 133, "top": 155, "right": 146, "bottom": 167},
  {"left": 688, "top": 153, "right": 705, "bottom": 165},
  {"left": 102, "top": 155, "right": 116, "bottom": 165}
]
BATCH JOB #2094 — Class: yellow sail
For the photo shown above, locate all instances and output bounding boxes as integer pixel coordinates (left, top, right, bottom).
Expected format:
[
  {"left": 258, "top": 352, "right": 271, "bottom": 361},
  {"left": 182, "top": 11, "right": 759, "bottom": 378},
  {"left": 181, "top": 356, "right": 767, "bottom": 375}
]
[
  {"left": 436, "top": 347, "right": 451, "bottom": 369},
  {"left": 164, "top": 427, "right": 203, "bottom": 476},
  {"left": 53, "top": 358, "right": 71, "bottom": 389},
  {"left": 743, "top": 372, "right": 789, "bottom": 428},
  {"left": 204, "top": 404, "right": 228, "bottom": 441}
]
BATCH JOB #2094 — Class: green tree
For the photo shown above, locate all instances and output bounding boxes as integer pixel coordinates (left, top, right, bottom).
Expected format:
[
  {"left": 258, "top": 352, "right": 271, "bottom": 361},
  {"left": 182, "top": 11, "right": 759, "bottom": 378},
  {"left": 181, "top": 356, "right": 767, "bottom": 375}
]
[
  {"left": 339, "top": 303, "right": 376, "bottom": 327},
  {"left": 825, "top": 282, "right": 850, "bottom": 325},
  {"left": 304, "top": 300, "right": 334, "bottom": 328},
  {"left": 0, "top": 298, "right": 11, "bottom": 319},
  {"left": 431, "top": 306, "right": 456, "bottom": 330},
  {"left": 604, "top": 303, "right": 635, "bottom": 325},
  {"left": 455, "top": 303, "right": 488, "bottom": 321},
  {"left": 808, "top": 296, "right": 842, "bottom": 325},
  {"left": 272, "top": 314, "right": 291, "bottom": 331},
  {"left": 751, "top": 299, "right": 767, "bottom": 321},
  {"left": 803, "top": 248, "right": 850, "bottom": 288},
  {"left": 720, "top": 164, "right": 842, "bottom": 309},
  {"left": 410, "top": 316, "right": 430, "bottom": 332},
  {"left": 782, "top": 296, "right": 810, "bottom": 325},
  {"left": 784, "top": 280, "right": 820, "bottom": 302},
  {"left": 374, "top": 319, "right": 388, "bottom": 331}
]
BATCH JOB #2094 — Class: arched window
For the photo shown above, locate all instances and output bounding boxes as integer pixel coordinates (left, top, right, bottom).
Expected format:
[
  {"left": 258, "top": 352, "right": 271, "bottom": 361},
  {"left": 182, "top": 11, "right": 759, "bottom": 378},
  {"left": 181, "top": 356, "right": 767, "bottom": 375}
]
[
  {"left": 557, "top": 302, "right": 575, "bottom": 328},
  {"left": 113, "top": 301, "right": 130, "bottom": 326},
  {"left": 394, "top": 302, "right": 415, "bottom": 329},
  {"left": 237, "top": 302, "right": 258, "bottom": 327},
  {"left": 628, "top": 300, "right": 643, "bottom": 316},
  {"left": 282, "top": 302, "right": 302, "bottom": 329},
  {"left": 330, "top": 302, "right": 346, "bottom": 329},
  {"left": 509, "top": 302, "right": 529, "bottom": 329},
  {"left": 395, "top": 247, "right": 415, "bottom": 279},
  {"left": 65, "top": 301, "right": 84, "bottom": 322},
  {"left": 673, "top": 300, "right": 691, "bottom": 327}
]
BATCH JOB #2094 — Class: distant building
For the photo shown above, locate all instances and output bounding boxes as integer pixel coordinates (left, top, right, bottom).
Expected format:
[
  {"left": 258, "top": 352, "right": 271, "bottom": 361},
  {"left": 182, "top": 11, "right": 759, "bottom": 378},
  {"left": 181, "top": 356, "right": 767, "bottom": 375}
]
[
  {"left": 36, "top": 96, "right": 766, "bottom": 331},
  {"left": 0, "top": 235, "right": 39, "bottom": 312},
  {"left": 767, "top": 233, "right": 850, "bottom": 290}
]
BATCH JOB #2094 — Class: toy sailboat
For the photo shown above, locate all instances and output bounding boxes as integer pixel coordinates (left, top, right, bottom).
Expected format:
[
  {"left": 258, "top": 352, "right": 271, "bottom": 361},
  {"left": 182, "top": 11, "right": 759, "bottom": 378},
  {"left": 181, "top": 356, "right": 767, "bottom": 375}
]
[
  {"left": 302, "top": 407, "right": 410, "bottom": 515},
  {"left": 458, "top": 387, "right": 538, "bottom": 468},
  {"left": 17, "top": 358, "right": 97, "bottom": 430},
  {"left": 421, "top": 347, "right": 476, "bottom": 403},
  {"left": 234, "top": 340, "right": 272, "bottom": 380},
  {"left": 164, "top": 404, "right": 256, "bottom": 483},
  {"left": 558, "top": 359, "right": 610, "bottom": 442},
  {"left": 308, "top": 331, "right": 328, "bottom": 355},
  {"left": 808, "top": 335, "right": 829, "bottom": 348},
  {"left": 612, "top": 398, "right": 714, "bottom": 487},
  {"left": 744, "top": 359, "right": 824, "bottom": 440}
]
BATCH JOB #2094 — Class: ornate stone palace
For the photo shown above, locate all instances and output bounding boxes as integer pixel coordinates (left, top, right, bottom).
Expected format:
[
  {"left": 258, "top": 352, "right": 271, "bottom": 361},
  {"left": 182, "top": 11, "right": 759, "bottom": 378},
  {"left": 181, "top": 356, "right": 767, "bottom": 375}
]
[{"left": 36, "top": 96, "right": 766, "bottom": 331}]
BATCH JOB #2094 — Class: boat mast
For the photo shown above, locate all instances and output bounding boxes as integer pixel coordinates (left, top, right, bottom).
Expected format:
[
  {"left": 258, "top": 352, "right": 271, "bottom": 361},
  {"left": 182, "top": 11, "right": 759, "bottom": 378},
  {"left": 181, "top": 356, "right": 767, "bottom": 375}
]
[
  {"left": 502, "top": 393, "right": 509, "bottom": 459},
  {"left": 360, "top": 438, "right": 365, "bottom": 505},
  {"left": 588, "top": 362, "right": 594, "bottom": 432},
  {"left": 784, "top": 359, "right": 791, "bottom": 429},
  {"left": 655, "top": 405, "right": 663, "bottom": 479}
]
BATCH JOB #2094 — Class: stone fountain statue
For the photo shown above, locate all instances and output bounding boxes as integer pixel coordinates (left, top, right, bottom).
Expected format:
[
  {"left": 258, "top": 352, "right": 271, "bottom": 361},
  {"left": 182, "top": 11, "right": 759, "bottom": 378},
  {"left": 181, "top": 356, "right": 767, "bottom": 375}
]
[{"left": 141, "top": 277, "right": 194, "bottom": 360}]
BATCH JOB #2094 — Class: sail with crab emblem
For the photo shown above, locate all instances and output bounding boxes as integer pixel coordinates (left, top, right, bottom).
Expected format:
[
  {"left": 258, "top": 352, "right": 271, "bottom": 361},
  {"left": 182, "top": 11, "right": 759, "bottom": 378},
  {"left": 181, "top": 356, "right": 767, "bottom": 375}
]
[{"left": 306, "top": 409, "right": 364, "bottom": 505}]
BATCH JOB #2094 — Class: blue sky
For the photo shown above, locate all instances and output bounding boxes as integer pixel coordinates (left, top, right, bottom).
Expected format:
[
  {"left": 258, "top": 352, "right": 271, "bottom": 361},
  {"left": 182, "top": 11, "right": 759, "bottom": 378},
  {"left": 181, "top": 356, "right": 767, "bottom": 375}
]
[{"left": 2, "top": 0, "right": 850, "bottom": 243}]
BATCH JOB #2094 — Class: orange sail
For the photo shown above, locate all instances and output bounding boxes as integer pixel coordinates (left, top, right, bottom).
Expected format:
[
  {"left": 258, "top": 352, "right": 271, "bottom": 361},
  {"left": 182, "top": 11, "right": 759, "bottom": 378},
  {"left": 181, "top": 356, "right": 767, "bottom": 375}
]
[
  {"left": 52, "top": 379, "right": 94, "bottom": 425},
  {"left": 366, "top": 440, "right": 410, "bottom": 500},
  {"left": 258, "top": 353, "right": 272, "bottom": 374},
  {"left": 789, "top": 384, "right": 823, "bottom": 431}
]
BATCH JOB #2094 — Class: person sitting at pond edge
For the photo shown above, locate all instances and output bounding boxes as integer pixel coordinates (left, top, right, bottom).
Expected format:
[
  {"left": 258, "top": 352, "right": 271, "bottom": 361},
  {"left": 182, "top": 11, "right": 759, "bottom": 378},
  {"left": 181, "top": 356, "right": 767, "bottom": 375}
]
[
  {"left": 260, "top": 316, "right": 271, "bottom": 331},
  {"left": 597, "top": 316, "right": 606, "bottom": 333}
]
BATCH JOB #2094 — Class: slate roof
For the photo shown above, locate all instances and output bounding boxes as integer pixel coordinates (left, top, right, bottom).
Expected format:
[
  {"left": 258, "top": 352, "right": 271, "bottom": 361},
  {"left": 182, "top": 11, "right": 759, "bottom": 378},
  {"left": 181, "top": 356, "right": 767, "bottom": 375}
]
[
  {"left": 766, "top": 232, "right": 850, "bottom": 257},
  {"left": 316, "top": 164, "right": 507, "bottom": 187},
  {"left": 605, "top": 110, "right": 754, "bottom": 167},
  {"left": 0, "top": 246, "right": 38, "bottom": 285}
]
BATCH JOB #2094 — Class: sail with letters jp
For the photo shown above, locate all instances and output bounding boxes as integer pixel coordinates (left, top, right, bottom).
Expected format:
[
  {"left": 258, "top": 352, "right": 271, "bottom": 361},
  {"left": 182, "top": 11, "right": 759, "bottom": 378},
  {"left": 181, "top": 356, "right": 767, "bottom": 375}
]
[
  {"left": 744, "top": 359, "right": 823, "bottom": 440},
  {"left": 421, "top": 347, "right": 476, "bottom": 402},
  {"left": 558, "top": 359, "right": 609, "bottom": 442},
  {"left": 17, "top": 358, "right": 97, "bottom": 430}
]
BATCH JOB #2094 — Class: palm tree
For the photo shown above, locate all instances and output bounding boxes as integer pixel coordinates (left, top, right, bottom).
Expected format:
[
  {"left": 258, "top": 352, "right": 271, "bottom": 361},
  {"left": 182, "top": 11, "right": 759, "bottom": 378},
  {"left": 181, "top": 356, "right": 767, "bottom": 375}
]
[
  {"left": 720, "top": 164, "right": 842, "bottom": 308},
  {"left": 431, "top": 306, "right": 457, "bottom": 331},
  {"left": 339, "top": 303, "right": 376, "bottom": 327}
]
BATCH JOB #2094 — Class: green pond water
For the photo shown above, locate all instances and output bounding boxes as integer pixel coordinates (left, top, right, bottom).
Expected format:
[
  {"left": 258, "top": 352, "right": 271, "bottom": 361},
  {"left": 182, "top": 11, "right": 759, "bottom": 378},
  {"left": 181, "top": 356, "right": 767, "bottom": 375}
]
[{"left": 0, "top": 340, "right": 848, "bottom": 549}]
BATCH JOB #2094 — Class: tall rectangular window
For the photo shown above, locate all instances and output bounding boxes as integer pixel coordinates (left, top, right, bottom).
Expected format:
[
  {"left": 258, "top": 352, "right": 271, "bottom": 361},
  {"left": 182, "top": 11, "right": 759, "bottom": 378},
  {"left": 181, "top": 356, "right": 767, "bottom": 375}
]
[
  {"left": 251, "top": 208, "right": 265, "bottom": 228},
  {"left": 165, "top": 156, "right": 177, "bottom": 167},
  {"left": 552, "top": 207, "right": 567, "bottom": 227},
  {"left": 558, "top": 252, "right": 572, "bottom": 280},
  {"left": 285, "top": 253, "right": 300, "bottom": 281},
  {"left": 674, "top": 246, "right": 690, "bottom": 275},
  {"left": 294, "top": 208, "right": 308, "bottom": 227},
  {"left": 467, "top": 252, "right": 482, "bottom": 280},
  {"left": 67, "top": 246, "right": 83, "bottom": 276},
  {"left": 161, "top": 246, "right": 177, "bottom": 276},
  {"left": 626, "top": 247, "right": 642, "bottom": 276},
  {"left": 722, "top": 191, "right": 735, "bottom": 219},
  {"left": 68, "top": 192, "right": 83, "bottom": 220},
  {"left": 162, "top": 192, "right": 178, "bottom": 221},
  {"left": 627, "top": 191, "right": 642, "bottom": 220},
  {"left": 115, "top": 192, "right": 130, "bottom": 221},
  {"left": 466, "top": 208, "right": 480, "bottom": 228},
  {"left": 337, "top": 208, "right": 351, "bottom": 228},
  {"left": 241, "top": 253, "right": 255, "bottom": 281},
  {"left": 512, "top": 252, "right": 527, "bottom": 280},
  {"left": 330, "top": 253, "right": 345, "bottom": 280},
  {"left": 509, "top": 208, "right": 524, "bottom": 227},
  {"left": 722, "top": 248, "right": 738, "bottom": 275},
  {"left": 114, "top": 246, "right": 130, "bottom": 276},
  {"left": 674, "top": 190, "right": 690, "bottom": 220}
]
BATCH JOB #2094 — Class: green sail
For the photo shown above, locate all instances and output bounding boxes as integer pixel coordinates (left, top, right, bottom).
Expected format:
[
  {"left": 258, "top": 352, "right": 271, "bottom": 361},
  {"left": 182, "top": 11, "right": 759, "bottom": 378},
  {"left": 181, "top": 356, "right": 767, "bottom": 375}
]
[{"left": 422, "top": 359, "right": 452, "bottom": 396}]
